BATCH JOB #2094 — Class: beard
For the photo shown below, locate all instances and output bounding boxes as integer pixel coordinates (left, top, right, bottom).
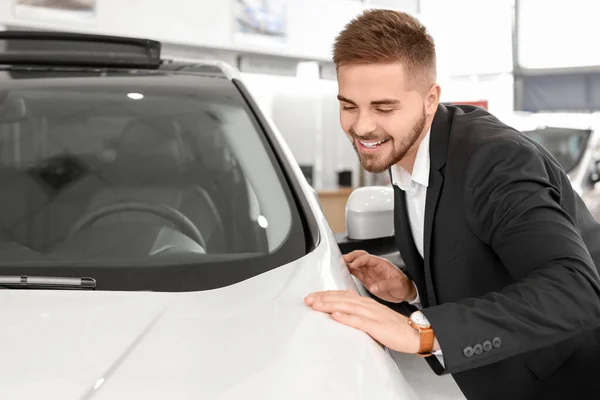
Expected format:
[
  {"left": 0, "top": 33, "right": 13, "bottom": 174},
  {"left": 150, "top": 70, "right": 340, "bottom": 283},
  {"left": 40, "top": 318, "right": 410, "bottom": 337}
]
[{"left": 351, "top": 107, "right": 427, "bottom": 174}]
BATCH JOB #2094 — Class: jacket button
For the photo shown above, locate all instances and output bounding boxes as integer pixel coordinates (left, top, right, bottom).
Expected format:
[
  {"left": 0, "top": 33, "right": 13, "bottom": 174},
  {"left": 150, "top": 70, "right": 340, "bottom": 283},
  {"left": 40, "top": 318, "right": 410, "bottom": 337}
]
[
  {"left": 483, "top": 340, "right": 492, "bottom": 351},
  {"left": 463, "top": 346, "right": 474, "bottom": 357},
  {"left": 492, "top": 337, "right": 502, "bottom": 348},
  {"left": 473, "top": 343, "right": 483, "bottom": 355}
]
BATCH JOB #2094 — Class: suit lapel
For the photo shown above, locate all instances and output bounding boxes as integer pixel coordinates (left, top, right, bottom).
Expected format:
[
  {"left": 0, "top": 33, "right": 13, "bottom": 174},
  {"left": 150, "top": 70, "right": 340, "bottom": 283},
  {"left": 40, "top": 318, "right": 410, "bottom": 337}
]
[
  {"left": 422, "top": 104, "right": 453, "bottom": 307},
  {"left": 388, "top": 104, "right": 455, "bottom": 308},
  {"left": 423, "top": 169, "right": 443, "bottom": 306},
  {"left": 392, "top": 184, "right": 429, "bottom": 308}
]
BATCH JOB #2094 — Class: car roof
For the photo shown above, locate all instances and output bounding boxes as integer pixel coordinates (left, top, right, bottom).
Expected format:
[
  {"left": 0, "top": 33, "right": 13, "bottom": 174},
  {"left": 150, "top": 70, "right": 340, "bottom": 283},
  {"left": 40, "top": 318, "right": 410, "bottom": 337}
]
[{"left": 0, "top": 30, "right": 241, "bottom": 81}]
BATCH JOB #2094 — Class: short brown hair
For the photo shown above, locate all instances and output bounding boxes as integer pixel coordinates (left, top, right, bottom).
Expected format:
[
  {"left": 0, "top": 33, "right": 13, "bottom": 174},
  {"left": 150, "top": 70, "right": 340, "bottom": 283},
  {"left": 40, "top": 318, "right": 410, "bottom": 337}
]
[{"left": 333, "top": 9, "right": 436, "bottom": 87}]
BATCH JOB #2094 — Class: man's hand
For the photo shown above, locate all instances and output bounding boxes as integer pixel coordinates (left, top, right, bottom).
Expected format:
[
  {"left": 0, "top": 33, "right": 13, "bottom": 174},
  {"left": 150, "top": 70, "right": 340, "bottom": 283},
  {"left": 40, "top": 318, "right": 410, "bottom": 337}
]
[
  {"left": 304, "top": 290, "right": 421, "bottom": 354},
  {"left": 344, "top": 250, "right": 416, "bottom": 303}
]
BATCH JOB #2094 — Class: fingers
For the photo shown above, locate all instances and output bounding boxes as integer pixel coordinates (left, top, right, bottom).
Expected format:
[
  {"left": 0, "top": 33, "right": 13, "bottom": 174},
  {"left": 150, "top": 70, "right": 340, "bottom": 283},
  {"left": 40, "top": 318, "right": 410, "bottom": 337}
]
[
  {"left": 331, "top": 311, "right": 368, "bottom": 332},
  {"left": 312, "top": 298, "right": 376, "bottom": 320},
  {"left": 346, "top": 253, "right": 376, "bottom": 271},
  {"left": 304, "top": 290, "right": 393, "bottom": 338},
  {"left": 349, "top": 268, "right": 365, "bottom": 282},
  {"left": 305, "top": 290, "right": 377, "bottom": 323},
  {"left": 370, "top": 278, "right": 407, "bottom": 297},
  {"left": 344, "top": 251, "right": 393, "bottom": 273},
  {"left": 342, "top": 250, "right": 368, "bottom": 264},
  {"left": 305, "top": 290, "right": 362, "bottom": 306}
]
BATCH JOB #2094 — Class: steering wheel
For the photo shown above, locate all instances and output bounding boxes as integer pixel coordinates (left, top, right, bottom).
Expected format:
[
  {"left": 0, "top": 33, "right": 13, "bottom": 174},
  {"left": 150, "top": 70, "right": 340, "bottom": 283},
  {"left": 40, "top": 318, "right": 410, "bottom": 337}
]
[{"left": 66, "top": 200, "right": 206, "bottom": 249}]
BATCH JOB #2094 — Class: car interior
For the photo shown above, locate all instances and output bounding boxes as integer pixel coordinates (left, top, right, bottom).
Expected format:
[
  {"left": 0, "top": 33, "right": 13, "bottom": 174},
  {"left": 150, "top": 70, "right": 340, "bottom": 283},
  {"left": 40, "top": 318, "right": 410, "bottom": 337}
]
[{"left": 0, "top": 90, "right": 270, "bottom": 262}]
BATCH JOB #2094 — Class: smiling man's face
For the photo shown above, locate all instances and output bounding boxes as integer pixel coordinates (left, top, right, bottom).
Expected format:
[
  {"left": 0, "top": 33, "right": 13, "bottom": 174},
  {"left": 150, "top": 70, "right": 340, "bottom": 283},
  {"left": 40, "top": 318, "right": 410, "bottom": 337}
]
[{"left": 337, "top": 62, "right": 437, "bottom": 174}]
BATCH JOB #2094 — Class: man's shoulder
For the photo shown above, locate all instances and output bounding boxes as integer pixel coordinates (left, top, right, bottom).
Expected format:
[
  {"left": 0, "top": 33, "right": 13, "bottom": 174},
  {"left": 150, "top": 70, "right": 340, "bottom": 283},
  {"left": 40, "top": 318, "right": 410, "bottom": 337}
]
[
  {"left": 443, "top": 106, "right": 566, "bottom": 188},
  {"left": 450, "top": 107, "right": 526, "bottom": 146},
  {"left": 447, "top": 106, "right": 544, "bottom": 162}
]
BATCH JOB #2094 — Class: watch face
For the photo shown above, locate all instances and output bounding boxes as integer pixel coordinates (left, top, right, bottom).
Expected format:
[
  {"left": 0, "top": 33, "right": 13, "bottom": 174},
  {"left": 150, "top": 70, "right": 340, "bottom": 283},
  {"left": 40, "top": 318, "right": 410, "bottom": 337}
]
[{"left": 410, "top": 311, "right": 430, "bottom": 328}]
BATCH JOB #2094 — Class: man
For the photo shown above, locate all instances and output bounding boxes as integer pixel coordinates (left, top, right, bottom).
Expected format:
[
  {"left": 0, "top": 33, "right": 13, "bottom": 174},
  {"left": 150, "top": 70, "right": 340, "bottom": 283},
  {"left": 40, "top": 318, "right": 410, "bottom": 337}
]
[{"left": 304, "top": 9, "right": 600, "bottom": 400}]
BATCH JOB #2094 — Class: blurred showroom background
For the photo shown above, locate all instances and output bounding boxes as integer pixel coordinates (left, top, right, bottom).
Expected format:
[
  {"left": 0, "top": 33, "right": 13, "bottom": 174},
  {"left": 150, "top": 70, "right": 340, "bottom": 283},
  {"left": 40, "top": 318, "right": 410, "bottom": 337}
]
[{"left": 2, "top": 0, "right": 597, "bottom": 232}]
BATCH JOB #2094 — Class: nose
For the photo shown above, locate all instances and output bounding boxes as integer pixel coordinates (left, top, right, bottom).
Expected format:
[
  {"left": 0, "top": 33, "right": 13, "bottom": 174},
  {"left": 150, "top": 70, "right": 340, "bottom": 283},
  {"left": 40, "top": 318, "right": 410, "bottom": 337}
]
[{"left": 351, "top": 111, "right": 377, "bottom": 138}]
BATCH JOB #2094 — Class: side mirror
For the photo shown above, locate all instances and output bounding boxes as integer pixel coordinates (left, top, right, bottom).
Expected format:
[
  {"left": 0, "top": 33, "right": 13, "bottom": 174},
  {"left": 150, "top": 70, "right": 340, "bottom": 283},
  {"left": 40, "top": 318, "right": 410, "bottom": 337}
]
[
  {"left": 336, "top": 186, "right": 397, "bottom": 255},
  {"left": 346, "top": 186, "right": 394, "bottom": 240}
]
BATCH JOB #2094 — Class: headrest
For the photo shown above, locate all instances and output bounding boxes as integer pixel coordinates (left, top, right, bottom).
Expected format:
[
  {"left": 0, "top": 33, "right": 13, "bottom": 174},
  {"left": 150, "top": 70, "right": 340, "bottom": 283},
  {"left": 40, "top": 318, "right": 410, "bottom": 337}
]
[{"left": 112, "top": 119, "right": 185, "bottom": 184}]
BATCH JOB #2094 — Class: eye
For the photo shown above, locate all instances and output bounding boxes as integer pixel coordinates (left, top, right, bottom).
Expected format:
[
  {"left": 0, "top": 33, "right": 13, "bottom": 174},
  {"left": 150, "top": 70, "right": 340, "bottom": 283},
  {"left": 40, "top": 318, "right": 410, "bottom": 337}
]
[
  {"left": 342, "top": 105, "right": 357, "bottom": 111},
  {"left": 376, "top": 109, "right": 394, "bottom": 115}
]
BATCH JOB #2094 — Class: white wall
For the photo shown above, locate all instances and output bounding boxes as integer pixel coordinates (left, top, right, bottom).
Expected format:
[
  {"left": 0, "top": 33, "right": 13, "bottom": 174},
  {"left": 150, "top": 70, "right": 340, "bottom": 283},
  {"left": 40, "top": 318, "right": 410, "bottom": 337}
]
[
  {"left": 364, "top": 0, "right": 419, "bottom": 11},
  {"left": 418, "top": 0, "right": 515, "bottom": 122},
  {"left": 239, "top": 72, "right": 287, "bottom": 119},
  {"left": 439, "top": 73, "right": 515, "bottom": 121},
  {"left": 418, "top": 0, "right": 511, "bottom": 77},
  {"left": 517, "top": 0, "right": 599, "bottom": 69},
  {"left": 0, "top": 0, "right": 416, "bottom": 62},
  {"left": 419, "top": 0, "right": 514, "bottom": 77}
]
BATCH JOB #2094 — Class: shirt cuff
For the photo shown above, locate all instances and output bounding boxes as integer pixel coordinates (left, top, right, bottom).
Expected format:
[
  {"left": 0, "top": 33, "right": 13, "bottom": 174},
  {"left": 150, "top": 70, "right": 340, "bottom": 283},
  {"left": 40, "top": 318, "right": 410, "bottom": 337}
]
[
  {"left": 432, "top": 350, "right": 445, "bottom": 368},
  {"left": 406, "top": 284, "right": 444, "bottom": 366},
  {"left": 407, "top": 281, "right": 421, "bottom": 307}
]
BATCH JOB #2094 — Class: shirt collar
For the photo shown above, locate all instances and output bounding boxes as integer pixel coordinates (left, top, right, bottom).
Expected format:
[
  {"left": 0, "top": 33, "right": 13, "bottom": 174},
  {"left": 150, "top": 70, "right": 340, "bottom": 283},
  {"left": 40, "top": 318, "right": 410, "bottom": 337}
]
[{"left": 391, "top": 129, "right": 431, "bottom": 191}]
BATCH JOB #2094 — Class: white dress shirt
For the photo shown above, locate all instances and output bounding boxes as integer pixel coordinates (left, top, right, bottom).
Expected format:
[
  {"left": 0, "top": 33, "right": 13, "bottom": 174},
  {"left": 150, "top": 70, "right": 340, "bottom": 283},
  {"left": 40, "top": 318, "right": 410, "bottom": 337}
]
[{"left": 390, "top": 129, "right": 445, "bottom": 367}]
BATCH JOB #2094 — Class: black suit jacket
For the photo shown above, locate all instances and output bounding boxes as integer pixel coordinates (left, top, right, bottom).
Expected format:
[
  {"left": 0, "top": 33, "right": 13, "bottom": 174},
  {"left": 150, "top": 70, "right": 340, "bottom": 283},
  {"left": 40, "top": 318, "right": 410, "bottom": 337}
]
[{"left": 390, "top": 104, "right": 600, "bottom": 400}]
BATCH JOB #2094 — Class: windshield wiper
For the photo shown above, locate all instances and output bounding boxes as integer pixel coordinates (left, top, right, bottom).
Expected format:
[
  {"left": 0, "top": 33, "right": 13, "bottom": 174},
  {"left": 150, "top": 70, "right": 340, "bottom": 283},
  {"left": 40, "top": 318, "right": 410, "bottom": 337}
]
[{"left": 0, "top": 275, "right": 96, "bottom": 290}]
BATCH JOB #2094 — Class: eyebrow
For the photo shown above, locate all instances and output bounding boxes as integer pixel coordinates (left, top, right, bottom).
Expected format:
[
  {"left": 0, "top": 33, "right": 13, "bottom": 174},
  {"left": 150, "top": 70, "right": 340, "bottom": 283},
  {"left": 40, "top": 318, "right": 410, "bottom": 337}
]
[{"left": 337, "top": 95, "right": 401, "bottom": 106}]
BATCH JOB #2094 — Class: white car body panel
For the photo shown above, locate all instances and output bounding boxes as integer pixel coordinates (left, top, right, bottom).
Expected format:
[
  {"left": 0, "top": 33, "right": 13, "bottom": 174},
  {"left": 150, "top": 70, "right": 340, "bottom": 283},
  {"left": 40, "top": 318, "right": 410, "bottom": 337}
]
[{"left": 0, "top": 117, "right": 419, "bottom": 399}]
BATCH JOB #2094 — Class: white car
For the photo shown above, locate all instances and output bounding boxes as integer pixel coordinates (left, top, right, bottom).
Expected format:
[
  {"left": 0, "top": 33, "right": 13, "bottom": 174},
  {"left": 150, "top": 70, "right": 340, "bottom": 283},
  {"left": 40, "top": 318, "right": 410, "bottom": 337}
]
[{"left": 0, "top": 31, "right": 418, "bottom": 399}]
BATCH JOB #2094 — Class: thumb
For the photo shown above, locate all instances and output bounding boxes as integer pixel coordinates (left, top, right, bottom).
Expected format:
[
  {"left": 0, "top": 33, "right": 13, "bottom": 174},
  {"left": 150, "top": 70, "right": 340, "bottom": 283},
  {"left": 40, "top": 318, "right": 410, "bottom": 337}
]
[{"left": 370, "top": 278, "right": 406, "bottom": 296}]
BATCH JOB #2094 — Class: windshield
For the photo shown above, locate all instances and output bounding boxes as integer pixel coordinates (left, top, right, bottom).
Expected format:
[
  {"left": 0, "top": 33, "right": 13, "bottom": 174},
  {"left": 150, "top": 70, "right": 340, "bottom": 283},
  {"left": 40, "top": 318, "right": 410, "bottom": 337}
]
[
  {"left": 0, "top": 71, "right": 307, "bottom": 291},
  {"left": 522, "top": 127, "right": 591, "bottom": 172}
]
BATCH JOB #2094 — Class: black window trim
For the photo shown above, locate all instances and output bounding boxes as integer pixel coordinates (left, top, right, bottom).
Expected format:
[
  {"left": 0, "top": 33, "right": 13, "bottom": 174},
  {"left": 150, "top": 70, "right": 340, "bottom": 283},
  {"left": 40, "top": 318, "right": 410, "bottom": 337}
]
[{"left": 232, "top": 78, "right": 320, "bottom": 252}]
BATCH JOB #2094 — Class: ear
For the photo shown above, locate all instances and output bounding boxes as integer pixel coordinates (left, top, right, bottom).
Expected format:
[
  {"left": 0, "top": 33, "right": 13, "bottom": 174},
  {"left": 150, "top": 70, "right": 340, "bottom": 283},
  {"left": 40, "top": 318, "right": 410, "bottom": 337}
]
[{"left": 425, "top": 83, "right": 441, "bottom": 117}]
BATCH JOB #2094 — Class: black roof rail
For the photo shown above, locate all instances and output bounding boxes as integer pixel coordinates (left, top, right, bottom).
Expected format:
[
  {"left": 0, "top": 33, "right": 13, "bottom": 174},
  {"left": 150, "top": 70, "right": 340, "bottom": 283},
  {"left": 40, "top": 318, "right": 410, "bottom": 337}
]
[
  {"left": 0, "top": 31, "right": 162, "bottom": 69},
  {"left": 160, "top": 59, "right": 241, "bottom": 80}
]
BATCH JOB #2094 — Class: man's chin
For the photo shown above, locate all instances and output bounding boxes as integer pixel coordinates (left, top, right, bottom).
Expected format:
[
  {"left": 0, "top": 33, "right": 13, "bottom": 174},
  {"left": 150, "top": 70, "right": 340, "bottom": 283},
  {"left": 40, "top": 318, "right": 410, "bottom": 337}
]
[
  {"left": 359, "top": 158, "right": 394, "bottom": 174},
  {"left": 362, "top": 165, "right": 392, "bottom": 174}
]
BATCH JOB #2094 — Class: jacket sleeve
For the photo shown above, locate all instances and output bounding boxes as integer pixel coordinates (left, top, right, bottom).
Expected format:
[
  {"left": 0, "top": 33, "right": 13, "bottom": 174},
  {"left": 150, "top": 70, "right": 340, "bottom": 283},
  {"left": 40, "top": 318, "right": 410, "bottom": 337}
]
[{"left": 421, "top": 138, "right": 600, "bottom": 375}]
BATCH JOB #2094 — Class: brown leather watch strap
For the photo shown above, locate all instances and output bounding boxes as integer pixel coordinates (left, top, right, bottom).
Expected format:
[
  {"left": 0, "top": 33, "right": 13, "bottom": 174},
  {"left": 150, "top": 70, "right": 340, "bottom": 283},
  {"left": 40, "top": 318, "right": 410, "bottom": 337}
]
[
  {"left": 408, "top": 319, "right": 435, "bottom": 357},
  {"left": 417, "top": 327, "right": 435, "bottom": 357}
]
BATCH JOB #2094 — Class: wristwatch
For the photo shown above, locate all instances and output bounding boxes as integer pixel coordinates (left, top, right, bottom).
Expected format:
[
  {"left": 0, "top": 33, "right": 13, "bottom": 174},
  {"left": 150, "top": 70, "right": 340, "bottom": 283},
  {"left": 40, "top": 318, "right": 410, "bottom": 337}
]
[{"left": 408, "top": 310, "right": 435, "bottom": 357}]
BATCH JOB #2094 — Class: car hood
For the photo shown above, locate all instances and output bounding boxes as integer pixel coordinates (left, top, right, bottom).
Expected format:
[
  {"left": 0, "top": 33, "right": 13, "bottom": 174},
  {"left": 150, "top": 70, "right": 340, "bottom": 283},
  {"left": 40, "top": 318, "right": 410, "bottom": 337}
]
[{"left": 0, "top": 231, "right": 419, "bottom": 400}]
